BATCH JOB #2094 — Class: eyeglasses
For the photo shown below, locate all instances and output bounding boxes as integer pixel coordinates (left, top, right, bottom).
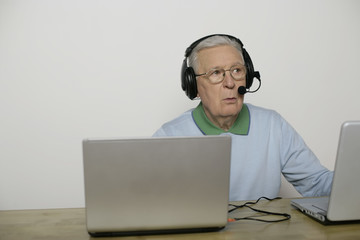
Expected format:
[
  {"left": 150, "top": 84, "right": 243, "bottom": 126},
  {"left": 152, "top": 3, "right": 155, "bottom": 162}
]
[{"left": 195, "top": 65, "right": 246, "bottom": 84}]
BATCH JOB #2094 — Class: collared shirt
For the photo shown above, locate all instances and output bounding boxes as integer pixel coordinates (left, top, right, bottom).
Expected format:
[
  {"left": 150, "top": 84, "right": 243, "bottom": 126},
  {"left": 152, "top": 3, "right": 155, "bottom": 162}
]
[
  {"left": 153, "top": 103, "right": 333, "bottom": 201},
  {"left": 192, "top": 102, "right": 250, "bottom": 135}
]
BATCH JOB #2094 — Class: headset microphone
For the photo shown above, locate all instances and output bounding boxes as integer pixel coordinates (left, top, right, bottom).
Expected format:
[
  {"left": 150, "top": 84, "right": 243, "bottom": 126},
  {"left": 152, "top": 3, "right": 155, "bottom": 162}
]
[
  {"left": 238, "top": 86, "right": 247, "bottom": 95},
  {"left": 238, "top": 74, "right": 262, "bottom": 95}
]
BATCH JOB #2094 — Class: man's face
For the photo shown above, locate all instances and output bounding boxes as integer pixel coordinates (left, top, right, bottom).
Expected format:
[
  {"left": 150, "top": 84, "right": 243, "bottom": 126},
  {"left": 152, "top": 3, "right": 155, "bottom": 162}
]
[{"left": 196, "top": 45, "right": 246, "bottom": 127}]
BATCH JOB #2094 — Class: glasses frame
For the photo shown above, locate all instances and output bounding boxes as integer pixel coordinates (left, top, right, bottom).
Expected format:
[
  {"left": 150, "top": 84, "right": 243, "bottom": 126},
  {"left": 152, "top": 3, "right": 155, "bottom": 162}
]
[{"left": 195, "top": 65, "right": 247, "bottom": 84}]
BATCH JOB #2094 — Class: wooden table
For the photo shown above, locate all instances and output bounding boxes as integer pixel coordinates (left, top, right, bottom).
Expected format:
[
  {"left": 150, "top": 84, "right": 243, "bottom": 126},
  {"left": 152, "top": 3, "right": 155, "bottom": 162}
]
[{"left": 1, "top": 198, "right": 360, "bottom": 240}]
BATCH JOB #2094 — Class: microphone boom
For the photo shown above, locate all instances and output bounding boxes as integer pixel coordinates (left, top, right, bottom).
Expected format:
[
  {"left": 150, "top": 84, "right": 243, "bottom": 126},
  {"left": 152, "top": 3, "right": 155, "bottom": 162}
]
[{"left": 238, "top": 76, "right": 261, "bottom": 95}]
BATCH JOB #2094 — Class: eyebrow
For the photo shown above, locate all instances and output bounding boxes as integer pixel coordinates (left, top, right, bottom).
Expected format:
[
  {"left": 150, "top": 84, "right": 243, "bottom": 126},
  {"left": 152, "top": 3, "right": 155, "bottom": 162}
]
[{"left": 207, "top": 62, "right": 244, "bottom": 71}]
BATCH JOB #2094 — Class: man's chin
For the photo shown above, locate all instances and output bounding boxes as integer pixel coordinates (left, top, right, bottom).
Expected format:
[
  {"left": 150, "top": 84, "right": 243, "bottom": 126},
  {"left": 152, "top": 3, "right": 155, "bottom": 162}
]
[{"left": 221, "top": 105, "right": 243, "bottom": 117}]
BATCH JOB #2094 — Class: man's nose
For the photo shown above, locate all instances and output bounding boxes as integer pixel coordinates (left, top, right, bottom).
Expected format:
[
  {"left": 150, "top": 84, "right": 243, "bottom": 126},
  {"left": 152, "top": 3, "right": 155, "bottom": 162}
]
[{"left": 222, "top": 71, "right": 235, "bottom": 88}]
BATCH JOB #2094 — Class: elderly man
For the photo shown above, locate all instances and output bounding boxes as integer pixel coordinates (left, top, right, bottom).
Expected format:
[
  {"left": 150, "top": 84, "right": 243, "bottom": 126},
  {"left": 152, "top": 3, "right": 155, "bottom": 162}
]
[{"left": 153, "top": 34, "right": 333, "bottom": 201}]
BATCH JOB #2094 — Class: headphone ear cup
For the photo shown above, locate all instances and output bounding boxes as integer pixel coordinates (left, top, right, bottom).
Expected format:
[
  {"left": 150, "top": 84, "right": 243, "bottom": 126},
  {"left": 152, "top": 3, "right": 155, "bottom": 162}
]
[
  {"left": 181, "top": 59, "right": 198, "bottom": 100},
  {"left": 242, "top": 48, "right": 255, "bottom": 89}
]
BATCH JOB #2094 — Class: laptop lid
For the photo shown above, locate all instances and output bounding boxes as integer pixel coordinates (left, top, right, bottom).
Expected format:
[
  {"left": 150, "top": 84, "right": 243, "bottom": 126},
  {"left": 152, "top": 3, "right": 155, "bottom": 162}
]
[
  {"left": 327, "top": 121, "right": 360, "bottom": 221},
  {"left": 82, "top": 135, "right": 231, "bottom": 236}
]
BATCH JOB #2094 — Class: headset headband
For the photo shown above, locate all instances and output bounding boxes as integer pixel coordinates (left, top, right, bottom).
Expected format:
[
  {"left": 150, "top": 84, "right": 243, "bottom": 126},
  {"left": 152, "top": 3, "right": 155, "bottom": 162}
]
[{"left": 184, "top": 34, "right": 244, "bottom": 57}]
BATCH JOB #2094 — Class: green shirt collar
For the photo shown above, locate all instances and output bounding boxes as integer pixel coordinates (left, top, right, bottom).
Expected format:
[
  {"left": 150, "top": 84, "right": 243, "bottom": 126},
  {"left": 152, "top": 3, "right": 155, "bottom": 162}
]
[{"left": 192, "top": 102, "right": 250, "bottom": 135}]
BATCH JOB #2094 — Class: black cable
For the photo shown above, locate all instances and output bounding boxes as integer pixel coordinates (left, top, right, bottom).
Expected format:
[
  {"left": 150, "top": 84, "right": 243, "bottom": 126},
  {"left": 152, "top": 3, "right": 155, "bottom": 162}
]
[{"left": 228, "top": 197, "right": 291, "bottom": 223}]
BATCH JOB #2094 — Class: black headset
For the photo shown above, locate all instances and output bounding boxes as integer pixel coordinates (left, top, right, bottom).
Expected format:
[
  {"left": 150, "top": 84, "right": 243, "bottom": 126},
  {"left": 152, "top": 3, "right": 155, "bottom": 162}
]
[{"left": 181, "top": 34, "right": 260, "bottom": 100}]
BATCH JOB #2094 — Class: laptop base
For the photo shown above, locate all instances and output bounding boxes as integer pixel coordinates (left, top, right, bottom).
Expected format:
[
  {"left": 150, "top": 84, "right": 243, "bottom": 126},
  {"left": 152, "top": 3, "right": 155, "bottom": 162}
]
[
  {"left": 89, "top": 226, "right": 225, "bottom": 237},
  {"left": 291, "top": 198, "right": 360, "bottom": 225},
  {"left": 292, "top": 208, "right": 360, "bottom": 225}
]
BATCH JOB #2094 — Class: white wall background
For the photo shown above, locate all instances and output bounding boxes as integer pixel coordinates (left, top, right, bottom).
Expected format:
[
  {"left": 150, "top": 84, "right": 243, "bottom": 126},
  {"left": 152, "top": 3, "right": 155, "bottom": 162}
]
[{"left": 1, "top": 0, "right": 359, "bottom": 210}]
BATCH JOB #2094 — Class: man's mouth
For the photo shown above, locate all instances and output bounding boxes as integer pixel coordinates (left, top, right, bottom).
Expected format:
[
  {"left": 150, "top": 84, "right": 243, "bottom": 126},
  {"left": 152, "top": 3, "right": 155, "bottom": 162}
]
[{"left": 223, "top": 97, "right": 237, "bottom": 102}]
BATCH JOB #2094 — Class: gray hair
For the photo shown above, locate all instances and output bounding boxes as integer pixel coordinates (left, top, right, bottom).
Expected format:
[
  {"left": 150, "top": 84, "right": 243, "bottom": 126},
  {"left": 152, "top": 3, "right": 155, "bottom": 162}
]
[{"left": 188, "top": 35, "right": 244, "bottom": 72}]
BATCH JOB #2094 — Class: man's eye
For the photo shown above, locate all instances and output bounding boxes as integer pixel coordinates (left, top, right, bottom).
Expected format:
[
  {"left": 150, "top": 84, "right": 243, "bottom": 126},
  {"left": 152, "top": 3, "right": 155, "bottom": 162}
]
[
  {"left": 210, "top": 70, "right": 221, "bottom": 76},
  {"left": 233, "top": 67, "right": 243, "bottom": 73}
]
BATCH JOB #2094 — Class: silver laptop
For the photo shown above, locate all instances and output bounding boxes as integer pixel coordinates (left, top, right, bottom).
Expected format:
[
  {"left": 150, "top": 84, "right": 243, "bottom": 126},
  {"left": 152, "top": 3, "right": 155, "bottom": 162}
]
[
  {"left": 82, "top": 135, "right": 232, "bottom": 236},
  {"left": 291, "top": 121, "right": 360, "bottom": 224}
]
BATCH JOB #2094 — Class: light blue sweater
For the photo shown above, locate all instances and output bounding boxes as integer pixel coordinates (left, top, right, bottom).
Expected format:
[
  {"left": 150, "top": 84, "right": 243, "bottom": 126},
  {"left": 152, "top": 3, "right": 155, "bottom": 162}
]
[{"left": 153, "top": 103, "right": 333, "bottom": 201}]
